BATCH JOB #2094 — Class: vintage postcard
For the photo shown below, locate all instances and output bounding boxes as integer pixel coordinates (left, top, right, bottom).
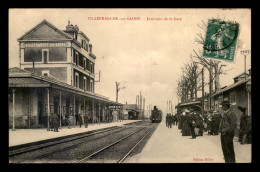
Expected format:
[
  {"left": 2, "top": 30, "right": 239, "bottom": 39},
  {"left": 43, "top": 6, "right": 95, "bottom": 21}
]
[{"left": 8, "top": 8, "right": 251, "bottom": 163}]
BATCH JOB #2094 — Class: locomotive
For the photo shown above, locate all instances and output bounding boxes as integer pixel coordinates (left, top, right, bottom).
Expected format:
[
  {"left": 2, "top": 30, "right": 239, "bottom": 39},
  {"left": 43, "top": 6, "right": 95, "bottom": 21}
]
[{"left": 150, "top": 106, "right": 162, "bottom": 123}]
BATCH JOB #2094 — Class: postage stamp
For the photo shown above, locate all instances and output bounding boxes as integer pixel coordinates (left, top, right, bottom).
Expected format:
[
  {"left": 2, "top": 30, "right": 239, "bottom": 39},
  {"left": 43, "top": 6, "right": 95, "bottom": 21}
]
[{"left": 203, "top": 19, "right": 239, "bottom": 62}]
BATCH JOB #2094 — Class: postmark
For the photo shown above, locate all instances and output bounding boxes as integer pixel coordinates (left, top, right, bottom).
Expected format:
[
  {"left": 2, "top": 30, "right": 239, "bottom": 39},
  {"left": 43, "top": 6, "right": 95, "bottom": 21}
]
[{"left": 203, "top": 19, "right": 239, "bottom": 62}]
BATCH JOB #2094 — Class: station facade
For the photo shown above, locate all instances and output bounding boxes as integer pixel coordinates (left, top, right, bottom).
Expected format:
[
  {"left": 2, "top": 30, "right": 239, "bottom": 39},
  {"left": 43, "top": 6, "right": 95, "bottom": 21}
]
[{"left": 9, "top": 20, "right": 123, "bottom": 129}]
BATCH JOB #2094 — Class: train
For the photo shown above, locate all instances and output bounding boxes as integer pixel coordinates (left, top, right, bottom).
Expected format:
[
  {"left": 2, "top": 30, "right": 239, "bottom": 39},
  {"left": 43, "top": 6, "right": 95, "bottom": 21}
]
[{"left": 150, "top": 106, "right": 162, "bottom": 123}]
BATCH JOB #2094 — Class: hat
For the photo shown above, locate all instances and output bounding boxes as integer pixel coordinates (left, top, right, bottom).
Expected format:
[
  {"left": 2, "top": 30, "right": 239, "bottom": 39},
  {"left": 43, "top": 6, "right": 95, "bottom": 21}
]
[
  {"left": 238, "top": 106, "right": 247, "bottom": 113},
  {"left": 184, "top": 109, "right": 190, "bottom": 113},
  {"left": 220, "top": 101, "right": 230, "bottom": 106}
]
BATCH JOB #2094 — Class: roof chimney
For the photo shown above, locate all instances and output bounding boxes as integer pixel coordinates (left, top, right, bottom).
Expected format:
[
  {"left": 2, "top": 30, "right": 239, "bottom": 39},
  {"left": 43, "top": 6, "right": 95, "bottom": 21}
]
[
  {"left": 68, "top": 20, "right": 70, "bottom": 26},
  {"left": 89, "top": 44, "right": 92, "bottom": 52}
]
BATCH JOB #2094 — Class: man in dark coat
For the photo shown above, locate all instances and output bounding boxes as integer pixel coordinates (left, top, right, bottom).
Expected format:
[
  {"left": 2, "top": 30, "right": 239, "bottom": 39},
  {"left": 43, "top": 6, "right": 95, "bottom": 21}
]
[
  {"left": 50, "top": 113, "right": 54, "bottom": 131},
  {"left": 166, "top": 114, "right": 169, "bottom": 128},
  {"left": 53, "top": 114, "right": 59, "bottom": 132},
  {"left": 169, "top": 115, "right": 172, "bottom": 128},
  {"left": 245, "top": 115, "right": 251, "bottom": 144},
  {"left": 207, "top": 110, "right": 214, "bottom": 135},
  {"left": 178, "top": 113, "right": 184, "bottom": 130},
  {"left": 238, "top": 106, "right": 248, "bottom": 142},
  {"left": 84, "top": 114, "right": 89, "bottom": 128},
  {"left": 182, "top": 110, "right": 191, "bottom": 136},
  {"left": 173, "top": 115, "right": 177, "bottom": 126},
  {"left": 65, "top": 116, "right": 71, "bottom": 129},
  {"left": 78, "top": 114, "right": 83, "bottom": 128},
  {"left": 189, "top": 112, "right": 196, "bottom": 139},
  {"left": 202, "top": 111, "right": 208, "bottom": 132},
  {"left": 195, "top": 113, "right": 204, "bottom": 136},
  {"left": 219, "top": 101, "right": 237, "bottom": 163},
  {"left": 212, "top": 111, "right": 221, "bottom": 135}
]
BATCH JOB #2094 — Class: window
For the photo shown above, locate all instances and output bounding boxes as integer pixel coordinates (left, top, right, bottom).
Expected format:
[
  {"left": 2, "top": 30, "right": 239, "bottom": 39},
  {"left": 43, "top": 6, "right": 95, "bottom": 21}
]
[
  {"left": 42, "top": 49, "right": 49, "bottom": 64},
  {"left": 73, "top": 51, "right": 79, "bottom": 65},
  {"left": 42, "top": 70, "right": 49, "bottom": 77},
  {"left": 230, "top": 92, "right": 236, "bottom": 103},
  {"left": 81, "top": 40, "right": 84, "bottom": 48},
  {"left": 83, "top": 76, "right": 87, "bottom": 91},
  {"left": 86, "top": 43, "right": 88, "bottom": 52},
  {"left": 90, "top": 80, "right": 93, "bottom": 92},
  {"left": 83, "top": 58, "right": 86, "bottom": 70},
  {"left": 90, "top": 63, "right": 93, "bottom": 74},
  {"left": 75, "top": 53, "right": 79, "bottom": 66},
  {"left": 74, "top": 72, "right": 79, "bottom": 88}
]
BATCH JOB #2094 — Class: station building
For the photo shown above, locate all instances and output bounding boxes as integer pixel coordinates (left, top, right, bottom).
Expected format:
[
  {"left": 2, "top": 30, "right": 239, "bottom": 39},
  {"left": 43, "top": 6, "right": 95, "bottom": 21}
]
[{"left": 9, "top": 19, "right": 123, "bottom": 129}]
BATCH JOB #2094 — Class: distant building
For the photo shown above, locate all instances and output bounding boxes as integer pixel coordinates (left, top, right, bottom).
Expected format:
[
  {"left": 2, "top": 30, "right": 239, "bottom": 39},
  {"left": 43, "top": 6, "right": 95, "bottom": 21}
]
[{"left": 124, "top": 104, "right": 140, "bottom": 120}]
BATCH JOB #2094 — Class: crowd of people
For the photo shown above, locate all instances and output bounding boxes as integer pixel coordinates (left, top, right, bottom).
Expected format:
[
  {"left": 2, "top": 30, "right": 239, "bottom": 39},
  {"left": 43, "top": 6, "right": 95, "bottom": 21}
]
[
  {"left": 165, "top": 102, "right": 252, "bottom": 163},
  {"left": 166, "top": 106, "right": 251, "bottom": 144}
]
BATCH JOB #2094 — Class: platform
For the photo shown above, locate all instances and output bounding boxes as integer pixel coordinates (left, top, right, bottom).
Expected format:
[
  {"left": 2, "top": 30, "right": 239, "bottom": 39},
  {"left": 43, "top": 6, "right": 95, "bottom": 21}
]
[{"left": 9, "top": 120, "right": 141, "bottom": 147}]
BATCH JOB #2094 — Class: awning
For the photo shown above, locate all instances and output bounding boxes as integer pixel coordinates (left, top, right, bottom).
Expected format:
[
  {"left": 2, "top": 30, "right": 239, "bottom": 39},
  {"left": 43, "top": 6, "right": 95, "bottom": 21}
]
[{"left": 9, "top": 77, "right": 50, "bottom": 87}]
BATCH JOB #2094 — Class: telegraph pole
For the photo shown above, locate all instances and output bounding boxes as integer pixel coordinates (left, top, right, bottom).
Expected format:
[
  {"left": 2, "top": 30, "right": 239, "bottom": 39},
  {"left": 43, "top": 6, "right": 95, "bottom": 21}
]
[
  {"left": 116, "top": 82, "right": 125, "bottom": 103},
  {"left": 140, "top": 91, "right": 142, "bottom": 119}
]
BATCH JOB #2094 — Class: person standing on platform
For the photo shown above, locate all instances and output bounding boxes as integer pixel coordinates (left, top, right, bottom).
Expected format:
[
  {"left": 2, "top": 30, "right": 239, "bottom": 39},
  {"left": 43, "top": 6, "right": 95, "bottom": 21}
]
[
  {"left": 219, "top": 101, "right": 237, "bottom": 163},
  {"left": 173, "top": 115, "right": 177, "bottom": 126},
  {"left": 189, "top": 112, "right": 196, "bottom": 139},
  {"left": 169, "top": 115, "right": 172, "bottom": 128},
  {"left": 238, "top": 106, "right": 248, "bottom": 143},
  {"left": 182, "top": 109, "right": 191, "bottom": 136},
  {"left": 50, "top": 113, "right": 54, "bottom": 131},
  {"left": 207, "top": 110, "right": 214, "bottom": 135},
  {"left": 195, "top": 112, "right": 204, "bottom": 136},
  {"left": 75, "top": 113, "right": 79, "bottom": 125},
  {"left": 166, "top": 114, "right": 168, "bottom": 127},
  {"left": 84, "top": 114, "right": 89, "bottom": 128},
  {"left": 243, "top": 114, "right": 251, "bottom": 144},
  {"left": 53, "top": 114, "right": 59, "bottom": 132},
  {"left": 66, "top": 116, "right": 71, "bottom": 129},
  {"left": 202, "top": 111, "right": 208, "bottom": 132},
  {"left": 215, "top": 110, "right": 222, "bottom": 135},
  {"left": 78, "top": 114, "right": 83, "bottom": 128},
  {"left": 212, "top": 111, "right": 220, "bottom": 135}
]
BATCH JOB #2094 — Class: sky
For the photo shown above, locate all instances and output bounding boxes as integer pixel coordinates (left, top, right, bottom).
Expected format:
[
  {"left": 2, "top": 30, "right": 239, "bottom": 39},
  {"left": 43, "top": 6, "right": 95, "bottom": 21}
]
[{"left": 9, "top": 9, "right": 251, "bottom": 115}]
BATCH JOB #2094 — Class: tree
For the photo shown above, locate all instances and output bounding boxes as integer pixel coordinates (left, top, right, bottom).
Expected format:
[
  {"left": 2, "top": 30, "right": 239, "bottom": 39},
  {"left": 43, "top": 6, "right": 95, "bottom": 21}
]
[{"left": 192, "top": 19, "right": 233, "bottom": 109}]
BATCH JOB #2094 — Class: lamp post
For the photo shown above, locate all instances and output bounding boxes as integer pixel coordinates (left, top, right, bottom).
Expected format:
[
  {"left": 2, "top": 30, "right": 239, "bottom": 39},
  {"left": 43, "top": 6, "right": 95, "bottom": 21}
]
[
  {"left": 241, "top": 50, "right": 251, "bottom": 116},
  {"left": 240, "top": 50, "right": 251, "bottom": 79}
]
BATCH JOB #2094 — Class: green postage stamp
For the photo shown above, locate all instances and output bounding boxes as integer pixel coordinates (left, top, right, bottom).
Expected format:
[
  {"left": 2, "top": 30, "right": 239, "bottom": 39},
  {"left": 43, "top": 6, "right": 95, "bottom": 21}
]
[{"left": 203, "top": 19, "right": 239, "bottom": 62}]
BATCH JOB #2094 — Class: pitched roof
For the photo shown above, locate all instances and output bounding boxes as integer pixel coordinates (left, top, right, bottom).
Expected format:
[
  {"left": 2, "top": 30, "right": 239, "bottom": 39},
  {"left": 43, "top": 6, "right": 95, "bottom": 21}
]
[
  {"left": 9, "top": 67, "right": 30, "bottom": 74},
  {"left": 17, "top": 19, "right": 73, "bottom": 41},
  {"left": 213, "top": 76, "right": 251, "bottom": 97},
  {"left": 176, "top": 101, "right": 201, "bottom": 108},
  {"left": 125, "top": 104, "right": 138, "bottom": 110}
]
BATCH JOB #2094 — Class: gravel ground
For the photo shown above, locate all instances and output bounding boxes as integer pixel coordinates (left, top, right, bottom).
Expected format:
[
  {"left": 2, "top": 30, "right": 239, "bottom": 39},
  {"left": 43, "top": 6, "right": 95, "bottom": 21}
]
[{"left": 10, "top": 121, "right": 157, "bottom": 163}]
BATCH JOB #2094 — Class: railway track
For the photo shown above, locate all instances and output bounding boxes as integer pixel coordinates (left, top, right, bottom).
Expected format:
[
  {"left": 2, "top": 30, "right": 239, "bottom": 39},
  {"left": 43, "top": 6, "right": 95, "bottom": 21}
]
[
  {"left": 9, "top": 121, "right": 157, "bottom": 163},
  {"left": 78, "top": 123, "right": 157, "bottom": 163},
  {"left": 9, "top": 126, "right": 121, "bottom": 157}
]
